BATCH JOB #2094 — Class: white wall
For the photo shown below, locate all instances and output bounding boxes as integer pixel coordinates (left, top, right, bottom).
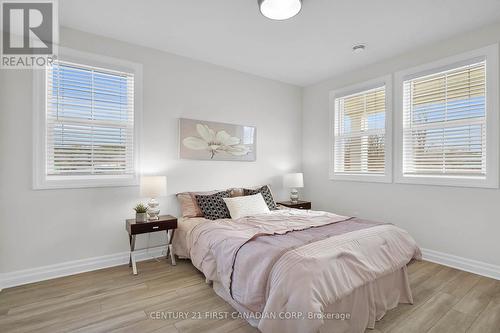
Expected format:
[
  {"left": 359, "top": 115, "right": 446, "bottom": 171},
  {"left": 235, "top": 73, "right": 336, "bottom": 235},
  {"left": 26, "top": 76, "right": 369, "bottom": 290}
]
[
  {"left": 0, "top": 28, "right": 302, "bottom": 275},
  {"left": 302, "top": 22, "right": 500, "bottom": 267}
]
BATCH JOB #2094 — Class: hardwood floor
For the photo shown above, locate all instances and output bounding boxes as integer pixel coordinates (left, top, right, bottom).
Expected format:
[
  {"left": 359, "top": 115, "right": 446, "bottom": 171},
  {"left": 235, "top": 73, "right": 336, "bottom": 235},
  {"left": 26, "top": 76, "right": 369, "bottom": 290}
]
[{"left": 0, "top": 259, "right": 499, "bottom": 333}]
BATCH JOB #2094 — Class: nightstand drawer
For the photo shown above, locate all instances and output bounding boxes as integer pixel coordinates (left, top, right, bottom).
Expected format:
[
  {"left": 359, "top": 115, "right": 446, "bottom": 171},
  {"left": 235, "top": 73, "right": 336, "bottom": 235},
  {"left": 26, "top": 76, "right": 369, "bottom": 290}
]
[
  {"left": 131, "top": 221, "right": 177, "bottom": 234},
  {"left": 277, "top": 201, "right": 312, "bottom": 210},
  {"left": 127, "top": 216, "right": 177, "bottom": 235},
  {"left": 294, "top": 202, "right": 311, "bottom": 210}
]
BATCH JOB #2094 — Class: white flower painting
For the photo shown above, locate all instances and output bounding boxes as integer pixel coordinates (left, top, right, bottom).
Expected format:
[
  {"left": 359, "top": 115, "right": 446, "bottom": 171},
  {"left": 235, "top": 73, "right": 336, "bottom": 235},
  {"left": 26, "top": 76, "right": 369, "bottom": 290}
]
[{"left": 179, "top": 118, "right": 256, "bottom": 161}]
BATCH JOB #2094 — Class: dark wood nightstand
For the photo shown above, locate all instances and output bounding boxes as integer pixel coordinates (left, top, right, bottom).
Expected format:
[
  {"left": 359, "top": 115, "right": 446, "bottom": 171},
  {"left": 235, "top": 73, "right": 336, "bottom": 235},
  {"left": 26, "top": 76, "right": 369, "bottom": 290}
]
[
  {"left": 126, "top": 215, "right": 177, "bottom": 275},
  {"left": 277, "top": 200, "right": 311, "bottom": 210}
]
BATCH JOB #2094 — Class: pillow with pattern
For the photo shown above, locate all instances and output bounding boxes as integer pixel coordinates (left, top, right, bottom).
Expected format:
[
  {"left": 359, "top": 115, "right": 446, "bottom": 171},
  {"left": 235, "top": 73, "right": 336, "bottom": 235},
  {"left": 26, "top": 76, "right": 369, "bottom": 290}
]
[
  {"left": 195, "top": 190, "right": 231, "bottom": 220},
  {"left": 243, "top": 185, "right": 277, "bottom": 210}
]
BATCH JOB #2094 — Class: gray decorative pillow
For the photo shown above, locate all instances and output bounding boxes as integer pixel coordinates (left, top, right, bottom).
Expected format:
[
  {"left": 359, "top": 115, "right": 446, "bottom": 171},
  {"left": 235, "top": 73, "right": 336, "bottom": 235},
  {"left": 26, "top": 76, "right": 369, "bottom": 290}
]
[
  {"left": 243, "top": 185, "right": 277, "bottom": 210},
  {"left": 195, "top": 190, "right": 231, "bottom": 220}
]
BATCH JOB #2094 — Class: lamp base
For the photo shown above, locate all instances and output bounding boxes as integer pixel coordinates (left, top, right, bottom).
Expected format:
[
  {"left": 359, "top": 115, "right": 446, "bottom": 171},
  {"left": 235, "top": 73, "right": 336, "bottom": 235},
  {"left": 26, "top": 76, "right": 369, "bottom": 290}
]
[
  {"left": 147, "top": 198, "right": 160, "bottom": 221},
  {"left": 290, "top": 189, "right": 299, "bottom": 203}
]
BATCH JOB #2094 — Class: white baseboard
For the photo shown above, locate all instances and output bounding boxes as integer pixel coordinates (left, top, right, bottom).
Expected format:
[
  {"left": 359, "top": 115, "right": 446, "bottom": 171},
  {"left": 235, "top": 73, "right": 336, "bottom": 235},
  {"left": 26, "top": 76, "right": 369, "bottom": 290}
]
[
  {"left": 0, "top": 247, "right": 167, "bottom": 289},
  {"left": 421, "top": 248, "right": 500, "bottom": 281},
  {"left": 2, "top": 247, "right": 498, "bottom": 289}
]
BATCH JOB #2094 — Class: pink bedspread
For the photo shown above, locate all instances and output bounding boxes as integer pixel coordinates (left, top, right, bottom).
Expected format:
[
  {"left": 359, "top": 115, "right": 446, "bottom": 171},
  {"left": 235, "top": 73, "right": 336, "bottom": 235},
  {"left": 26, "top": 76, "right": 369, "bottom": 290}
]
[
  {"left": 188, "top": 210, "right": 421, "bottom": 333},
  {"left": 231, "top": 217, "right": 384, "bottom": 312}
]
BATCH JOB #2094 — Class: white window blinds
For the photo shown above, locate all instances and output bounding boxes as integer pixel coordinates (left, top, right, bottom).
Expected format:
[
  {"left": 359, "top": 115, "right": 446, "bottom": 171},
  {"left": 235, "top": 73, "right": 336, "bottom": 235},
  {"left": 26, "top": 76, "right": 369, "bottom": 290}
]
[
  {"left": 402, "top": 61, "right": 486, "bottom": 178},
  {"left": 46, "top": 60, "right": 135, "bottom": 177},
  {"left": 334, "top": 86, "right": 386, "bottom": 175}
]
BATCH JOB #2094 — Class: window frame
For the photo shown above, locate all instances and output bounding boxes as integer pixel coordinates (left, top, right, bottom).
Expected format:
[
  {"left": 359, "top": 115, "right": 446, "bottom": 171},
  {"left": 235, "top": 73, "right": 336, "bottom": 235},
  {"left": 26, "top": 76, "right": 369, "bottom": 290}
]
[
  {"left": 394, "top": 44, "right": 499, "bottom": 188},
  {"left": 33, "top": 47, "right": 143, "bottom": 189},
  {"left": 329, "top": 75, "right": 393, "bottom": 183}
]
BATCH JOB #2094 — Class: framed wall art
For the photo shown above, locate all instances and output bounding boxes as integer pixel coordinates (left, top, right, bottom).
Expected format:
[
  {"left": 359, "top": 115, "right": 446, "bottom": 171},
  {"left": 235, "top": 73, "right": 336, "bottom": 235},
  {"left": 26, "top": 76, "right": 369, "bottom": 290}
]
[{"left": 179, "top": 118, "right": 256, "bottom": 161}]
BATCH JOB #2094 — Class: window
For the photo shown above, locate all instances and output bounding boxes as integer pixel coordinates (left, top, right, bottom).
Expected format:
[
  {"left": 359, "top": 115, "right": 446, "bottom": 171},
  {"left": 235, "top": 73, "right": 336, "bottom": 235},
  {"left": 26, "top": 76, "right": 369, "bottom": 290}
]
[
  {"left": 47, "top": 61, "right": 135, "bottom": 176},
  {"left": 330, "top": 76, "right": 392, "bottom": 182},
  {"left": 33, "top": 49, "right": 142, "bottom": 189},
  {"left": 395, "top": 45, "right": 498, "bottom": 188}
]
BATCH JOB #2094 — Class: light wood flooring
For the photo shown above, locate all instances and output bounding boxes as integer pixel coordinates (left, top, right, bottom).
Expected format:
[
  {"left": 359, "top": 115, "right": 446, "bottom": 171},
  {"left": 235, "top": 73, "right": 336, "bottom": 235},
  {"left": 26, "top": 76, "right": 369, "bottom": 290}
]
[{"left": 0, "top": 259, "right": 499, "bottom": 333}]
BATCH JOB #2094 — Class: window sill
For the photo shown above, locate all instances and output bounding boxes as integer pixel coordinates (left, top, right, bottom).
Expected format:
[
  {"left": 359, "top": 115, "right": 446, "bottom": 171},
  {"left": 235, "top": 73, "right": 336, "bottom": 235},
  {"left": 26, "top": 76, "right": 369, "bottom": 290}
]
[
  {"left": 329, "top": 173, "right": 392, "bottom": 183},
  {"left": 394, "top": 174, "right": 498, "bottom": 189},
  {"left": 33, "top": 175, "right": 139, "bottom": 190}
]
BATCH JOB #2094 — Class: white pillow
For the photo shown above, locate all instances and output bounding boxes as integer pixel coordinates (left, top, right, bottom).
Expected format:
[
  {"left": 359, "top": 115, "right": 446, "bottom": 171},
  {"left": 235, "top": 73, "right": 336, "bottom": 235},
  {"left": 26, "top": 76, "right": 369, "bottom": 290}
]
[{"left": 223, "top": 193, "right": 270, "bottom": 219}]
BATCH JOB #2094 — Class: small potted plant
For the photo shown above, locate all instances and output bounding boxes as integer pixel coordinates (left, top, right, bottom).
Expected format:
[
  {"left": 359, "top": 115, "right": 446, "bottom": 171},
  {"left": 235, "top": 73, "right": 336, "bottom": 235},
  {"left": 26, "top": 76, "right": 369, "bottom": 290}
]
[{"left": 134, "top": 203, "right": 148, "bottom": 223}]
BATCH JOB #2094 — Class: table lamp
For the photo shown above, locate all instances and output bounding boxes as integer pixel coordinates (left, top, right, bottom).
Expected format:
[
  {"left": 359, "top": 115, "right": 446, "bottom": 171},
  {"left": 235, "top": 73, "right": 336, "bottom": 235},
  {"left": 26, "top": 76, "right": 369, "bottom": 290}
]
[
  {"left": 283, "top": 173, "right": 304, "bottom": 203},
  {"left": 140, "top": 176, "right": 167, "bottom": 221}
]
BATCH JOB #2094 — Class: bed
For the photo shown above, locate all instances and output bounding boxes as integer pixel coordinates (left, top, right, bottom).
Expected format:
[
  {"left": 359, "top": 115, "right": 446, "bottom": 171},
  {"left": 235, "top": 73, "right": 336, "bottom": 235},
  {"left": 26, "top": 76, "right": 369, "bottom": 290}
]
[{"left": 173, "top": 190, "right": 421, "bottom": 333}]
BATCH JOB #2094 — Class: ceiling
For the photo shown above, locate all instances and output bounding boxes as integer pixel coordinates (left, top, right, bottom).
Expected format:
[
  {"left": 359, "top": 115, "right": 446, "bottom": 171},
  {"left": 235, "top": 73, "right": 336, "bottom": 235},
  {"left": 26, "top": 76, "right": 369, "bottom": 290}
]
[{"left": 60, "top": 0, "right": 500, "bottom": 87}]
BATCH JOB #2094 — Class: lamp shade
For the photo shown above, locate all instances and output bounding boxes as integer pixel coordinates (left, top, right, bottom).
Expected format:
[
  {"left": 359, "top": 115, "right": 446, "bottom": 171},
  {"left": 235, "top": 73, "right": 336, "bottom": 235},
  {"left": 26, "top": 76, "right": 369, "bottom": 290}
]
[
  {"left": 283, "top": 173, "right": 304, "bottom": 188},
  {"left": 140, "top": 176, "right": 167, "bottom": 198}
]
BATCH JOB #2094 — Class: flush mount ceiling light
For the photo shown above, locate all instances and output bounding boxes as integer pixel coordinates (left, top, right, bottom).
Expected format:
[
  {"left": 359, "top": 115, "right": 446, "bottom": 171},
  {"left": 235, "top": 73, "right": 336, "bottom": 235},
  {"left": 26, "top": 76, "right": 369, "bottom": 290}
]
[
  {"left": 258, "top": 0, "right": 302, "bottom": 21},
  {"left": 352, "top": 44, "right": 366, "bottom": 53}
]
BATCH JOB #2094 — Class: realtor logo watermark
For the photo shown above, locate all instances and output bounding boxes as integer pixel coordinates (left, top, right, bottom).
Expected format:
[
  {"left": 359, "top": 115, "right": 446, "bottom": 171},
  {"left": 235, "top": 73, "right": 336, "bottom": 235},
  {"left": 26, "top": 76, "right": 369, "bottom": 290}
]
[{"left": 1, "top": 0, "right": 58, "bottom": 68}]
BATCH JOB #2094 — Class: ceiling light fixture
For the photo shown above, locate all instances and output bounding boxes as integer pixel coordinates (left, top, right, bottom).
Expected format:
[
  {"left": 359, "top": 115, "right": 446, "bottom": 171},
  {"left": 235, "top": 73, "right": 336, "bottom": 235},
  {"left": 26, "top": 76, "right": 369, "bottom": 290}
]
[
  {"left": 352, "top": 44, "right": 366, "bottom": 53},
  {"left": 258, "top": 0, "right": 302, "bottom": 21}
]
